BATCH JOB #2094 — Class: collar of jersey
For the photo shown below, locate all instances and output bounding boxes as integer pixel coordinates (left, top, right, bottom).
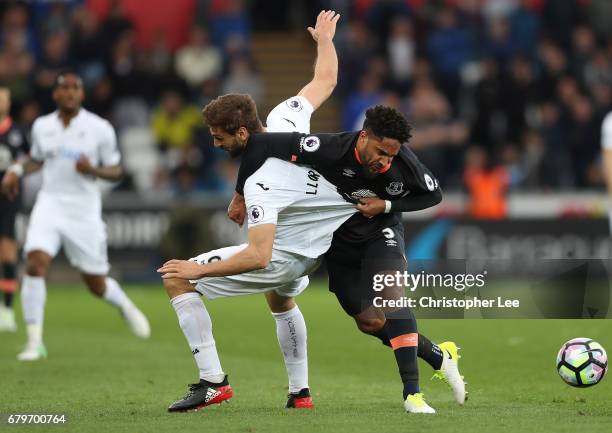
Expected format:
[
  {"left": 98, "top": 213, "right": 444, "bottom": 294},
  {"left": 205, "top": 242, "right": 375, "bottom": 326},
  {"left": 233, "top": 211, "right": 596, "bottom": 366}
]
[{"left": 353, "top": 146, "right": 391, "bottom": 174}]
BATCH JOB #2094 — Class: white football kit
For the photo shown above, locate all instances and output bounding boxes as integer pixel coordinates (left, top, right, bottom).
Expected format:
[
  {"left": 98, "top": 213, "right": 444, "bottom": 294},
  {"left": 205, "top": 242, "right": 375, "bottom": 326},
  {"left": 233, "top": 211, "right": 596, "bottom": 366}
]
[
  {"left": 191, "top": 96, "right": 357, "bottom": 299},
  {"left": 24, "top": 109, "right": 120, "bottom": 274}
]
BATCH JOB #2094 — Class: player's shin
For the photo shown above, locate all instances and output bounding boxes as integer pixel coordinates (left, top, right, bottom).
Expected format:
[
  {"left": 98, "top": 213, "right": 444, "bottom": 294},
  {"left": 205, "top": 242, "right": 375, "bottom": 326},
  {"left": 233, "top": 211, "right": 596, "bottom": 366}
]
[
  {"left": 1, "top": 262, "right": 17, "bottom": 307},
  {"left": 271, "top": 305, "right": 309, "bottom": 393},
  {"left": 418, "top": 334, "right": 444, "bottom": 370},
  {"left": 171, "top": 292, "right": 225, "bottom": 383},
  {"left": 383, "top": 307, "right": 419, "bottom": 398},
  {"left": 18, "top": 275, "right": 47, "bottom": 359}
]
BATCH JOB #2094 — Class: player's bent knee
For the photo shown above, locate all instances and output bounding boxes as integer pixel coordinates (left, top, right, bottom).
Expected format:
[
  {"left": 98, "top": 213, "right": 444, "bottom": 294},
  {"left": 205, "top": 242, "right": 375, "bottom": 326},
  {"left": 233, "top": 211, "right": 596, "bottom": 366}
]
[
  {"left": 163, "top": 277, "right": 196, "bottom": 299},
  {"left": 25, "top": 251, "right": 50, "bottom": 277},
  {"left": 265, "top": 291, "right": 296, "bottom": 313},
  {"left": 355, "top": 316, "right": 385, "bottom": 335}
]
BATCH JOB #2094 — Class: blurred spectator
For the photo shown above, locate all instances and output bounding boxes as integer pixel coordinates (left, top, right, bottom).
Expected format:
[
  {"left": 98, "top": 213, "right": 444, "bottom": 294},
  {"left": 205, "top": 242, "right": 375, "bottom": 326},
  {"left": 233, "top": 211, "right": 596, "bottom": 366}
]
[
  {"left": 426, "top": 7, "right": 472, "bottom": 104},
  {"left": 387, "top": 16, "right": 415, "bottom": 93},
  {"left": 100, "top": 0, "right": 134, "bottom": 51},
  {"left": 508, "top": 0, "right": 540, "bottom": 59},
  {"left": 221, "top": 57, "right": 263, "bottom": 104},
  {"left": 209, "top": 0, "right": 249, "bottom": 50},
  {"left": 464, "top": 146, "right": 510, "bottom": 219},
  {"left": 70, "top": 7, "right": 105, "bottom": 89},
  {"left": 33, "top": 30, "right": 72, "bottom": 112},
  {"left": 151, "top": 90, "right": 202, "bottom": 152},
  {"left": 0, "top": 27, "right": 35, "bottom": 110},
  {"left": 503, "top": 55, "right": 538, "bottom": 142},
  {"left": 342, "top": 73, "right": 382, "bottom": 131},
  {"left": 175, "top": 27, "right": 222, "bottom": 90}
]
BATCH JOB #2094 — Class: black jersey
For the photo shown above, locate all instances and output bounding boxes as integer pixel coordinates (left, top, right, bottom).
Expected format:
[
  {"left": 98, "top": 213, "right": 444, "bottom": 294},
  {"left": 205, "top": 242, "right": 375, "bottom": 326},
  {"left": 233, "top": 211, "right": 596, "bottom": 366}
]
[
  {"left": 0, "top": 117, "right": 29, "bottom": 177},
  {"left": 235, "top": 131, "right": 441, "bottom": 242}
]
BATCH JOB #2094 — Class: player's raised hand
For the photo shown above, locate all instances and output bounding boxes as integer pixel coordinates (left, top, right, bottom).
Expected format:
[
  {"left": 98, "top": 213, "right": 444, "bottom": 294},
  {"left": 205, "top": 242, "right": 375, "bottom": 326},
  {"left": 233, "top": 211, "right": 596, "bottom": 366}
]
[
  {"left": 228, "top": 192, "right": 246, "bottom": 226},
  {"left": 307, "top": 10, "right": 340, "bottom": 42},
  {"left": 356, "top": 197, "right": 386, "bottom": 218},
  {"left": 1, "top": 171, "right": 20, "bottom": 200},
  {"left": 157, "top": 259, "right": 205, "bottom": 280}
]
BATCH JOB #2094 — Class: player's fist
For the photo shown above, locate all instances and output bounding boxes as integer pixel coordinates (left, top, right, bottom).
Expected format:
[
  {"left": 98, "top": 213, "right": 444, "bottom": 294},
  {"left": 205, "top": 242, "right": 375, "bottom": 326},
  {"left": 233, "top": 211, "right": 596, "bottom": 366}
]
[
  {"left": 1, "top": 171, "right": 20, "bottom": 200},
  {"left": 75, "top": 155, "right": 94, "bottom": 175},
  {"left": 356, "top": 197, "right": 386, "bottom": 218},
  {"left": 307, "top": 10, "right": 340, "bottom": 42},
  {"left": 228, "top": 192, "right": 246, "bottom": 227}
]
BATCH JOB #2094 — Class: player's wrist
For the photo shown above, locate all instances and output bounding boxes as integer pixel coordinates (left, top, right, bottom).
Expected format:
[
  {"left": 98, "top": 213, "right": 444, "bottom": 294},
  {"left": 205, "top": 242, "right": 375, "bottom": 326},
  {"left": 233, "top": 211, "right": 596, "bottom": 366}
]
[
  {"left": 384, "top": 200, "right": 392, "bottom": 214},
  {"left": 7, "top": 163, "right": 24, "bottom": 178}
]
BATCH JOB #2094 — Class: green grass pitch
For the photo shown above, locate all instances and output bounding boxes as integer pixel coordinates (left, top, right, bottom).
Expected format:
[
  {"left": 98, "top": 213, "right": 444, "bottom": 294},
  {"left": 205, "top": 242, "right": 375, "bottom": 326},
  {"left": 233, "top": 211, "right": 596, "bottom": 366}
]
[{"left": 1, "top": 283, "right": 611, "bottom": 432}]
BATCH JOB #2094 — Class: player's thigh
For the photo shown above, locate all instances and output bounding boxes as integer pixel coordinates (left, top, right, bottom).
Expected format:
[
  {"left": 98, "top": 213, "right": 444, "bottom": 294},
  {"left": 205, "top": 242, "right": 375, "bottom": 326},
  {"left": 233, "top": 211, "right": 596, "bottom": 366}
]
[
  {"left": 61, "top": 217, "right": 110, "bottom": 275},
  {"left": 23, "top": 200, "right": 62, "bottom": 260},
  {"left": 326, "top": 257, "right": 371, "bottom": 316}
]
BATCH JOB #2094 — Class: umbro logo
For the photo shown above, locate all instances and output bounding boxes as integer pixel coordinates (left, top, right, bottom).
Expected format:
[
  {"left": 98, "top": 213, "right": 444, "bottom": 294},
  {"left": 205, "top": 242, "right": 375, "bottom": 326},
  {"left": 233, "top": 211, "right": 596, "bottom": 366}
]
[
  {"left": 342, "top": 168, "right": 356, "bottom": 178},
  {"left": 256, "top": 182, "right": 270, "bottom": 191}
]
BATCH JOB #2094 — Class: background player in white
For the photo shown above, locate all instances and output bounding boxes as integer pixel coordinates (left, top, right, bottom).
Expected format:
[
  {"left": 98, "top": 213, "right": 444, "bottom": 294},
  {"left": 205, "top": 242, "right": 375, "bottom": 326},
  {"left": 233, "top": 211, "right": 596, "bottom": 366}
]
[
  {"left": 1, "top": 71, "right": 150, "bottom": 361},
  {"left": 602, "top": 111, "right": 612, "bottom": 232},
  {"left": 157, "top": 11, "right": 341, "bottom": 412}
]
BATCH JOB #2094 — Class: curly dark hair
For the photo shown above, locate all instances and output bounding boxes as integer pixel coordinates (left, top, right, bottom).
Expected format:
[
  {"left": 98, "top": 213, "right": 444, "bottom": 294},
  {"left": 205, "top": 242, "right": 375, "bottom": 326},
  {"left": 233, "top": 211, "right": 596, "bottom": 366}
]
[
  {"left": 202, "top": 94, "right": 263, "bottom": 134},
  {"left": 362, "top": 105, "right": 412, "bottom": 143}
]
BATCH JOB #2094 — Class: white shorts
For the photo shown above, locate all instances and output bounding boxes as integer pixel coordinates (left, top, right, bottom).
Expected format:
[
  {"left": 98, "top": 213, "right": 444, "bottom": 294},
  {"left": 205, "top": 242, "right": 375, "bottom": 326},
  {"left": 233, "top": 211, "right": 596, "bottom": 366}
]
[
  {"left": 189, "top": 244, "right": 320, "bottom": 299},
  {"left": 24, "top": 195, "right": 110, "bottom": 275}
]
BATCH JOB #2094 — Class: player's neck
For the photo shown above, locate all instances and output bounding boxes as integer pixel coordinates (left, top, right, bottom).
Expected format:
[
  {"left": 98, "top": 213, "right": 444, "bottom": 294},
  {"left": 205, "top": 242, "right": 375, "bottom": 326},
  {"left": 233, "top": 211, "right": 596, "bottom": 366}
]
[{"left": 58, "top": 108, "right": 80, "bottom": 127}]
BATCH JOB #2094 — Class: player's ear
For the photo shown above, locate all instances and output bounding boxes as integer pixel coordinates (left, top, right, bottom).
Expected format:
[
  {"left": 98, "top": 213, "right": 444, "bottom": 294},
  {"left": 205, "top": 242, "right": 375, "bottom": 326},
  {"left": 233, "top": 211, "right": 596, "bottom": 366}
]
[{"left": 237, "top": 126, "right": 249, "bottom": 141}]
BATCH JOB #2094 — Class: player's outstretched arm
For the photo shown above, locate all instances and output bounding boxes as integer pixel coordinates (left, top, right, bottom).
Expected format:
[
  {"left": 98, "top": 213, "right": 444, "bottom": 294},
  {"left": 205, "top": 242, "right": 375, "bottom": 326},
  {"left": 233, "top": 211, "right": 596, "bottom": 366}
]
[
  {"left": 157, "top": 224, "right": 276, "bottom": 279},
  {"left": 1, "top": 158, "right": 43, "bottom": 200},
  {"left": 297, "top": 10, "right": 340, "bottom": 110}
]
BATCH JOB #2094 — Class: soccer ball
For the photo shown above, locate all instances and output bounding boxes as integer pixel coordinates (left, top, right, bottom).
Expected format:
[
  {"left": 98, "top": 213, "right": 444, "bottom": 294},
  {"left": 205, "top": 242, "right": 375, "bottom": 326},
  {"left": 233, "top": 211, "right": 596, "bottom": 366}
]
[{"left": 556, "top": 338, "right": 608, "bottom": 387}]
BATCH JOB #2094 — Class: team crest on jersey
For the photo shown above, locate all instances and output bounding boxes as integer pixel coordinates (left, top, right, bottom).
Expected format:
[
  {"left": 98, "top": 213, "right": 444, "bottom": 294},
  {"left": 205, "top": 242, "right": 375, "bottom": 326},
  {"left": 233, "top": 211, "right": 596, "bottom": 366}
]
[
  {"left": 342, "top": 168, "right": 356, "bottom": 178},
  {"left": 248, "top": 205, "right": 265, "bottom": 223},
  {"left": 286, "top": 98, "right": 303, "bottom": 112},
  {"left": 385, "top": 181, "right": 404, "bottom": 196},
  {"left": 424, "top": 174, "right": 436, "bottom": 191},
  {"left": 301, "top": 136, "right": 320, "bottom": 152}
]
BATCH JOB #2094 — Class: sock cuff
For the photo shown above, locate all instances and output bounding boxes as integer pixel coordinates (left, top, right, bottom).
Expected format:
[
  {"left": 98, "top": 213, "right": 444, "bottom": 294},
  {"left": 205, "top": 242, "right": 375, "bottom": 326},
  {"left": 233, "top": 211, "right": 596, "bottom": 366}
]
[
  {"left": 170, "top": 291, "right": 201, "bottom": 307},
  {"left": 271, "top": 305, "right": 301, "bottom": 320},
  {"left": 23, "top": 275, "right": 45, "bottom": 288}
]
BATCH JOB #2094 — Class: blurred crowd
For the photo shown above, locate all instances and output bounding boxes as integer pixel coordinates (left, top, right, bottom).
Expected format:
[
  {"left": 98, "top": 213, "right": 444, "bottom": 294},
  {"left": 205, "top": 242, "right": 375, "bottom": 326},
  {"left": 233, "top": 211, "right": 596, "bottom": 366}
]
[{"left": 1, "top": 0, "right": 612, "bottom": 200}]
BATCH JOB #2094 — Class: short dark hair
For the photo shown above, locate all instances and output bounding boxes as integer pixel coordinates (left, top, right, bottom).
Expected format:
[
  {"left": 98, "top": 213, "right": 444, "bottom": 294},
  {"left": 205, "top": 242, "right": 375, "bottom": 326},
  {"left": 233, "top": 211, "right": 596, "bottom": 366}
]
[
  {"left": 362, "top": 105, "right": 412, "bottom": 143},
  {"left": 201, "top": 94, "right": 263, "bottom": 134},
  {"left": 53, "top": 70, "right": 82, "bottom": 89}
]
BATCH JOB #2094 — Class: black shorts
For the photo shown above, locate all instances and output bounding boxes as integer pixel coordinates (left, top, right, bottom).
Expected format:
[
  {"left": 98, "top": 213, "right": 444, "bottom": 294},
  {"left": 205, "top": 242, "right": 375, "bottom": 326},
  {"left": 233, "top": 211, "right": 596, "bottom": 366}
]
[
  {"left": 0, "top": 193, "right": 20, "bottom": 240},
  {"left": 325, "top": 223, "right": 407, "bottom": 316}
]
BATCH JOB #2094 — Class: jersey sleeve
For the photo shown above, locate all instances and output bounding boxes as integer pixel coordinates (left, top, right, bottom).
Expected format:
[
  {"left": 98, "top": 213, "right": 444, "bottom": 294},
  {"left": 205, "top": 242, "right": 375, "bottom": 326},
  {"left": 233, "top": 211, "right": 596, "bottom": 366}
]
[
  {"left": 29, "top": 119, "right": 45, "bottom": 162},
  {"left": 99, "top": 121, "right": 121, "bottom": 166},
  {"left": 602, "top": 112, "right": 612, "bottom": 149},
  {"left": 389, "top": 146, "right": 442, "bottom": 212},
  {"left": 265, "top": 96, "right": 314, "bottom": 133},
  {"left": 243, "top": 176, "right": 280, "bottom": 228},
  {"left": 235, "top": 132, "right": 353, "bottom": 194}
]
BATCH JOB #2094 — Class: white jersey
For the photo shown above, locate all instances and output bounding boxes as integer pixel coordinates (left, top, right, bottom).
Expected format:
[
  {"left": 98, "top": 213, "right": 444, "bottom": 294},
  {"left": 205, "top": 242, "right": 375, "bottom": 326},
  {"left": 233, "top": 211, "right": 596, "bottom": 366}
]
[
  {"left": 602, "top": 111, "right": 612, "bottom": 149},
  {"left": 30, "top": 109, "right": 120, "bottom": 212},
  {"left": 242, "top": 96, "right": 356, "bottom": 258}
]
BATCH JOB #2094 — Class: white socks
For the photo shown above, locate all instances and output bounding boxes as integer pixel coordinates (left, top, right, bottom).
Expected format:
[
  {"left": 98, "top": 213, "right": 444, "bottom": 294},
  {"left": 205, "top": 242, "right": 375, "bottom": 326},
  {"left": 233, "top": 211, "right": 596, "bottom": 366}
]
[
  {"left": 272, "top": 305, "right": 308, "bottom": 393},
  {"left": 103, "top": 277, "right": 134, "bottom": 311},
  {"left": 21, "top": 275, "right": 46, "bottom": 347},
  {"left": 171, "top": 292, "right": 225, "bottom": 383}
]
